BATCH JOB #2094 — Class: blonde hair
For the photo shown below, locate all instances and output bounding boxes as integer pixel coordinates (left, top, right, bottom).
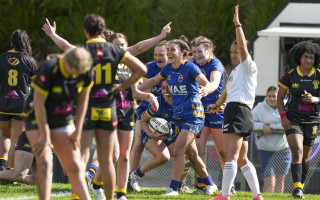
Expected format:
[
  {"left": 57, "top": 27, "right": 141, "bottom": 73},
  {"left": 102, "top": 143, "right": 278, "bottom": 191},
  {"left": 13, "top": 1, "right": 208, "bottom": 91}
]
[{"left": 63, "top": 47, "right": 92, "bottom": 74}]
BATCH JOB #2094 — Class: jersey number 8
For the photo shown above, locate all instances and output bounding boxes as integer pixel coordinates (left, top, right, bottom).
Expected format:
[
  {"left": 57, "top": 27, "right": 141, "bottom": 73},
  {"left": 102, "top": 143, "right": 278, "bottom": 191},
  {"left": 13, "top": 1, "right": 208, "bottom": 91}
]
[{"left": 8, "top": 69, "right": 18, "bottom": 86}]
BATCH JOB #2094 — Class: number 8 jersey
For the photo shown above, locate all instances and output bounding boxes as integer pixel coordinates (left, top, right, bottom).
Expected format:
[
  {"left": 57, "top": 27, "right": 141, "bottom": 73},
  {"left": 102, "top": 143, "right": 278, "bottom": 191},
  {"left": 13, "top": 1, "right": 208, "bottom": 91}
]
[{"left": 0, "top": 50, "right": 37, "bottom": 115}]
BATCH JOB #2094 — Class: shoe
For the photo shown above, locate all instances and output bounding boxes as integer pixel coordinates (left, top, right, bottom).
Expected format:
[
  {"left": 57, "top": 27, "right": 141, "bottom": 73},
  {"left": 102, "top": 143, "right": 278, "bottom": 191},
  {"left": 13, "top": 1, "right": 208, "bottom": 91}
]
[
  {"left": 230, "top": 185, "right": 236, "bottom": 196},
  {"left": 162, "top": 188, "right": 179, "bottom": 196},
  {"left": 0, "top": 165, "right": 6, "bottom": 171},
  {"left": 180, "top": 184, "right": 193, "bottom": 193},
  {"left": 253, "top": 194, "right": 264, "bottom": 200},
  {"left": 204, "top": 184, "right": 218, "bottom": 195},
  {"left": 129, "top": 172, "right": 141, "bottom": 192},
  {"left": 89, "top": 183, "right": 106, "bottom": 200},
  {"left": 193, "top": 187, "right": 204, "bottom": 194},
  {"left": 85, "top": 172, "right": 92, "bottom": 192},
  {"left": 292, "top": 188, "right": 305, "bottom": 199},
  {"left": 127, "top": 184, "right": 133, "bottom": 192},
  {"left": 209, "top": 193, "right": 230, "bottom": 200},
  {"left": 117, "top": 196, "right": 127, "bottom": 200}
]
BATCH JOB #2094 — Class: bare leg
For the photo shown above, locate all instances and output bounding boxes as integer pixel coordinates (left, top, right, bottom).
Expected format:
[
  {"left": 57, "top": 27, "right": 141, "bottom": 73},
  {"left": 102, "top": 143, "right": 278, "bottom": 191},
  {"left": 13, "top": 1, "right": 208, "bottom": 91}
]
[
  {"left": 129, "top": 120, "right": 144, "bottom": 172},
  {"left": 263, "top": 176, "right": 275, "bottom": 193},
  {"left": 274, "top": 174, "right": 285, "bottom": 193},
  {"left": 0, "top": 121, "right": 11, "bottom": 166},
  {"left": 7, "top": 119, "right": 24, "bottom": 168},
  {"left": 81, "top": 129, "right": 94, "bottom": 165}
]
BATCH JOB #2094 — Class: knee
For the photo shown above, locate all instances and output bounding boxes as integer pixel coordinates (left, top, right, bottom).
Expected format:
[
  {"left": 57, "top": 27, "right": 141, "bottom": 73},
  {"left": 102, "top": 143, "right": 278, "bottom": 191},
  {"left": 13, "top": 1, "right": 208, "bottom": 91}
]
[
  {"left": 119, "top": 153, "right": 129, "bottom": 164},
  {"left": 218, "top": 150, "right": 226, "bottom": 162},
  {"left": 12, "top": 171, "right": 24, "bottom": 182},
  {"left": 158, "top": 153, "right": 170, "bottom": 164},
  {"left": 291, "top": 148, "right": 303, "bottom": 162}
]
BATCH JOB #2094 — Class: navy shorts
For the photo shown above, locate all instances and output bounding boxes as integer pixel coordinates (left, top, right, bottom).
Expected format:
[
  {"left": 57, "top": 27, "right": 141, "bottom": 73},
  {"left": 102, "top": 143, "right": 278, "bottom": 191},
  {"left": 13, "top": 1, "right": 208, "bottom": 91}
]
[
  {"left": 203, "top": 103, "right": 225, "bottom": 129},
  {"left": 174, "top": 116, "right": 204, "bottom": 138},
  {"left": 285, "top": 118, "right": 318, "bottom": 146},
  {"left": 15, "top": 131, "right": 33, "bottom": 154},
  {"left": 0, "top": 113, "right": 23, "bottom": 121}
]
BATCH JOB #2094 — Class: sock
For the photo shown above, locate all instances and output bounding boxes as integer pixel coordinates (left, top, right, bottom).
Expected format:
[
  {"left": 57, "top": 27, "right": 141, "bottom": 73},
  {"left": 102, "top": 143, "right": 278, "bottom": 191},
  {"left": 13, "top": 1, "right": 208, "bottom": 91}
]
[
  {"left": 127, "top": 172, "right": 132, "bottom": 187},
  {"left": 241, "top": 162, "right": 260, "bottom": 197},
  {"left": 301, "top": 162, "right": 309, "bottom": 188},
  {"left": 116, "top": 189, "right": 127, "bottom": 199},
  {"left": 178, "top": 182, "right": 185, "bottom": 190},
  {"left": 169, "top": 180, "right": 180, "bottom": 191},
  {"left": 221, "top": 162, "right": 237, "bottom": 197},
  {"left": 135, "top": 167, "right": 145, "bottom": 177},
  {"left": 87, "top": 164, "right": 98, "bottom": 180},
  {"left": 291, "top": 163, "right": 302, "bottom": 189},
  {"left": 93, "top": 177, "right": 103, "bottom": 189},
  {"left": 202, "top": 174, "right": 214, "bottom": 186},
  {"left": 197, "top": 177, "right": 205, "bottom": 189},
  {"left": 70, "top": 193, "right": 80, "bottom": 200}
]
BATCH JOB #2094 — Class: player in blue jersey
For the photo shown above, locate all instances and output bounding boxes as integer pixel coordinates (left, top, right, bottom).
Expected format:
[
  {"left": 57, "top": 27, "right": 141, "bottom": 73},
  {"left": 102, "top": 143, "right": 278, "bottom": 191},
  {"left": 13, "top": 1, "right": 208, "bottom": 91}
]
[
  {"left": 129, "top": 40, "right": 170, "bottom": 192},
  {"left": 0, "top": 29, "right": 38, "bottom": 170},
  {"left": 139, "top": 36, "right": 218, "bottom": 196},
  {"left": 190, "top": 36, "right": 231, "bottom": 193}
]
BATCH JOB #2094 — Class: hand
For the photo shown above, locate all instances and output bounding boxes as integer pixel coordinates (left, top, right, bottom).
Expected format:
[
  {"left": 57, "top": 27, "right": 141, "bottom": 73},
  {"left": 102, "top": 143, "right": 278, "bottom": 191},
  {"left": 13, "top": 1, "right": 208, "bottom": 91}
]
[
  {"left": 33, "top": 136, "right": 53, "bottom": 158},
  {"left": 281, "top": 116, "right": 292, "bottom": 131},
  {"left": 199, "top": 85, "right": 208, "bottom": 98},
  {"left": 148, "top": 129, "right": 167, "bottom": 140},
  {"left": 160, "top": 22, "right": 172, "bottom": 38},
  {"left": 233, "top": 5, "right": 241, "bottom": 26},
  {"left": 303, "top": 90, "right": 318, "bottom": 103},
  {"left": 262, "top": 124, "right": 272, "bottom": 135},
  {"left": 147, "top": 94, "right": 159, "bottom": 111},
  {"left": 206, "top": 104, "right": 219, "bottom": 113},
  {"left": 42, "top": 18, "right": 56, "bottom": 36},
  {"left": 112, "top": 84, "right": 122, "bottom": 94},
  {"left": 68, "top": 130, "right": 81, "bottom": 150}
]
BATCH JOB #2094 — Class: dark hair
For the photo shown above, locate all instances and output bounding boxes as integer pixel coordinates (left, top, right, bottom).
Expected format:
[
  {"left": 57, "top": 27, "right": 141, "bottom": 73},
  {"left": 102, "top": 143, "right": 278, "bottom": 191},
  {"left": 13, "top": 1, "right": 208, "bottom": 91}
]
[
  {"left": 156, "top": 40, "right": 169, "bottom": 48},
  {"left": 266, "top": 85, "right": 278, "bottom": 94},
  {"left": 289, "top": 40, "right": 320, "bottom": 68},
  {"left": 191, "top": 36, "right": 215, "bottom": 57},
  {"left": 109, "top": 33, "right": 128, "bottom": 45},
  {"left": 169, "top": 35, "right": 190, "bottom": 58},
  {"left": 232, "top": 40, "right": 252, "bottom": 55},
  {"left": 103, "top": 28, "right": 114, "bottom": 42},
  {"left": 11, "top": 29, "right": 32, "bottom": 57},
  {"left": 83, "top": 14, "right": 105, "bottom": 37}
]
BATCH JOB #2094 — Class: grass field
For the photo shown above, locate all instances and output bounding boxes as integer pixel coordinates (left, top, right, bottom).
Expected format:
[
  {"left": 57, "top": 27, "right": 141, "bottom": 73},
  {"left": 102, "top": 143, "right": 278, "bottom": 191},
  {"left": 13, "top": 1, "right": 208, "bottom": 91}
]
[{"left": 0, "top": 183, "right": 319, "bottom": 199}]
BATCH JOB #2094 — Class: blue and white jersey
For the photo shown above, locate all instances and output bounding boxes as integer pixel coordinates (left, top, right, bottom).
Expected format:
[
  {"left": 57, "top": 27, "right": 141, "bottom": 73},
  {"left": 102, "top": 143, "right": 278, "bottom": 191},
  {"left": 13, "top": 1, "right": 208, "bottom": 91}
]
[
  {"left": 160, "top": 60, "right": 204, "bottom": 119},
  {"left": 192, "top": 57, "right": 224, "bottom": 108},
  {"left": 140, "top": 61, "right": 162, "bottom": 108}
]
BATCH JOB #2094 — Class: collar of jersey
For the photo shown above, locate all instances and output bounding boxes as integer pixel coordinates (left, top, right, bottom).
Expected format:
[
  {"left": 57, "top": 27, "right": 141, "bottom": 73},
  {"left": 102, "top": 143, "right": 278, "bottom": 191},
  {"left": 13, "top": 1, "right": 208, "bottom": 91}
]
[
  {"left": 297, "top": 65, "right": 315, "bottom": 77},
  {"left": 59, "top": 59, "right": 71, "bottom": 78},
  {"left": 86, "top": 38, "right": 106, "bottom": 43},
  {"left": 8, "top": 50, "right": 20, "bottom": 53}
]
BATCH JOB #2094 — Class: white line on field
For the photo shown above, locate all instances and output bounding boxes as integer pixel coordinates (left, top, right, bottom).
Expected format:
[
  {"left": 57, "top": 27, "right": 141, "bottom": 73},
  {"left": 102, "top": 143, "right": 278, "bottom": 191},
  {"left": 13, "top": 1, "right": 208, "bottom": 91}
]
[{"left": 0, "top": 192, "right": 71, "bottom": 200}]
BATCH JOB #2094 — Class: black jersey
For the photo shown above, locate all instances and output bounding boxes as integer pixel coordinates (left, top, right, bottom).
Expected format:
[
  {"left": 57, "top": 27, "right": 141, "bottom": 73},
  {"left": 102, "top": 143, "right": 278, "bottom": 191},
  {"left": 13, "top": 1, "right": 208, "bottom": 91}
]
[
  {"left": 115, "top": 65, "right": 134, "bottom": 119},
  {"left": 81, "top": 38, "right": 128, "bottom": 104},
  {"left": 279, "top": 66, "right": 320, "bottom": 122},
  {"left": 23, "top": 58, "right": 93, "bottom": 129},
  {"left": 0, "top": 50, "right": 37, "bottom": 115}
]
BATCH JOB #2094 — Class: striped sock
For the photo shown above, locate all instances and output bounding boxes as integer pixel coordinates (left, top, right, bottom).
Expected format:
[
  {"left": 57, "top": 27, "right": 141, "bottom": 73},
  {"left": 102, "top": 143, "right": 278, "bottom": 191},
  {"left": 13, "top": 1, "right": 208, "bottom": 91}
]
[
  {"left": 116, "top": 188, "right": 127, "bottom": 199},
  {"left": 241, "top": 162, "right": 260, "bottom": 197},
  {"left": 221, "top": 162, "right": 237, "bottom": 197},
  {"left": 92, "top": 177, "right": 103, "bottom": 189},
  {"left": 87, "top": 164, "right": 98, "bottom": 180}
]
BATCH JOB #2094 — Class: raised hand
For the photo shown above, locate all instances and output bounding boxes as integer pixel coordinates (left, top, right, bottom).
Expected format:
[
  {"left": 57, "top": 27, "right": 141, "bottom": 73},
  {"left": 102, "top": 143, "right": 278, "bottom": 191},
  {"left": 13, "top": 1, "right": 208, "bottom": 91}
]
[
  {"left": 42, "top": 18, "right": 56, "bottom": 36},
  {"left": 233, "top": 5, "right": 241, "bottom": 26},
  {"left": 160, "top": 22, "right": 172, "bottom": 38}
]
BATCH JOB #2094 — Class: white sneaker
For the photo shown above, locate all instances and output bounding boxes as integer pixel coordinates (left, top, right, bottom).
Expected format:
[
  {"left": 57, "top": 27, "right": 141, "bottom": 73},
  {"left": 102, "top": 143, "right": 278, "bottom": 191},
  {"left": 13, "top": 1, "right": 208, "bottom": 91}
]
[
  {"left": 204, "top": 184, "right": 218, "bottom": 195},
  {"left": 180, "top": 184, "right": 193, "bottom": 193},
  {"left": 162, "top": 188, "right": 179, "bottom": 196},
  {"left": 129, "top": 172, "right": 141, "bottom": 192},
  {"left": 117, "top": 196, "right": 127, "bottom": 200},
  {"left": 89, "top": 183, "right": 106, "bottom": 200},
  {"left": 85, "top": 172, "right": 92, "bottom": 192}
]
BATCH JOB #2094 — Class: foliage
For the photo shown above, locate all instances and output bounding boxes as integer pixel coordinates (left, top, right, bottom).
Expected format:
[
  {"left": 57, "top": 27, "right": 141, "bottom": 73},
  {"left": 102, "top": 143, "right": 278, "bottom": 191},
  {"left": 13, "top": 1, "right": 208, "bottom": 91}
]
[{"left": 0, "top": 0, "right": 285, "bottom": 66}]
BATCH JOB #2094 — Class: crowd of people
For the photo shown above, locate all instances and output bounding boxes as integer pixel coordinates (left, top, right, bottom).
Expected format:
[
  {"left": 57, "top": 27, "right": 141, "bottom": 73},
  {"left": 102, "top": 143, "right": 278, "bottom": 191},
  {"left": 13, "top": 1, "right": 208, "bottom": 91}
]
[{"left": 0, "top": 4, "right": 319, "bottom": 200}]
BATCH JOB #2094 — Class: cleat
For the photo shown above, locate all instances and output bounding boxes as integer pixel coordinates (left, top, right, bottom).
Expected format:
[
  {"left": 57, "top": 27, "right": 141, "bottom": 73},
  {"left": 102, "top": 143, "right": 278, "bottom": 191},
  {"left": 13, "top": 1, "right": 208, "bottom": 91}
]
[
  {"left": 193, "top": 187, "right": 204, "bottom": 194},
  {"left": 117, "top": 196, "right": 127, "bottom": 200},
  {"left": 89, "top": 183, "right": 106, "bottom": 200},
  {"left": 129, "top": 172, "right": 141, "bottom": 192},
  {"left": 162, "top": 188, "right": 179, "bottom": 196},
  {"left": 85, "top": 172, "right": 92, "bottom": 192},
  {"left": 209, "top": 193, "right": 230, "bottom": 200},
  {"left": 180, "top": 184, "right": 193, "bottom": 193},
  {"left": 292, "top": 188, "right": 305, "bottom": 199},
  {"left": 230, "top": 185, "right": 236, "bottom": 196},
  {"left": 253, "top": 194, "right": 264, "bottom": 200},
  {"left": 204, "top": 185, "right": 218, "bottom": 195}
]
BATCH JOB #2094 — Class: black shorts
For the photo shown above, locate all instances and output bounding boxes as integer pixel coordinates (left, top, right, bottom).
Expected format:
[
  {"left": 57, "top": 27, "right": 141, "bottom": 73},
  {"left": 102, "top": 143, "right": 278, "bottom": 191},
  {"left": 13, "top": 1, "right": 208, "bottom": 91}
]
[
  {"left": 285, "top": 118, "right": 318, "bottom": 146},
  {"left": 118, "top": 114, "right": 135, "bottom": 131},
  {"left": 223, "top": 102, "right": 253, "bottom": 141},
  {"left": 15, "top": 131, "right": 33, "bottom": 153},
  {"left": 83, "top": 101, "right": 118, "bottom": 130},
  {"left": 0, "top": 113, "right": 23, "bottom": 121}
]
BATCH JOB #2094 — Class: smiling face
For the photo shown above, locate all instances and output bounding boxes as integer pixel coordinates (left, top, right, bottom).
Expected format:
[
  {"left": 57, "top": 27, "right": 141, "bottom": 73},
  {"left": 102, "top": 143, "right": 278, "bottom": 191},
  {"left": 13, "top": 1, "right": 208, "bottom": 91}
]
[
  {"left": 230, "top": 43, "right": 240, "bottom": 66},
  {"left": 167, "top": 43, "right": 183, "bottom": 64},
  {"left": 266, "top": 89, "right": 278, "bottom": 109},
  {"left": 192, "top": 45, "right": 210, "bottom": 66},
  {"left": 161, "top": 79, "right": 172, "bottom": 101},
  {"left": 112, "top": 37, "right": 128, "bottom": 50},
  {"left": 300, "top": 51, "right": 315, "bottom": 71},
  {"left": 154, "top": 46, "right": 168, "bottom": 68}
]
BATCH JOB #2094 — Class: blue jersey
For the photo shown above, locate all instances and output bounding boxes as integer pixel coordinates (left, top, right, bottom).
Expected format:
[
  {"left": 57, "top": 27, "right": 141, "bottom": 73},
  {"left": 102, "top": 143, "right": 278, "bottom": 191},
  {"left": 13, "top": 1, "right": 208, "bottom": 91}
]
[
  {"left": 160, "top": 60, "right": 204, "bottom": 119},
  {"left": 192, "top": 57, "right": 225, "bottom": 108},
  {"left": 139, "top": 61, "right": 162, "bottom": 109}
]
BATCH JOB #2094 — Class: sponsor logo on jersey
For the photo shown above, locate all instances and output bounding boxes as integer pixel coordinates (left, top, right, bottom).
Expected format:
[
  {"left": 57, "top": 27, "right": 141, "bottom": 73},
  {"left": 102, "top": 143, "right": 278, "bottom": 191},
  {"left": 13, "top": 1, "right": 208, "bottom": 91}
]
[
  {"left": 116, "top": 91, "right": 131, "bottom": 108},
  {"left": 90, "top": 88, "right": 109, "bottom": 98},
  {"left": 53, "top": 105, "right": 73, "bottom": 114},
  {"left": 23, "top": 143, "right": 32, "bottom": 148},
  {"left": 97, "top": 50, "right": 104, "bottom": 57},
  {"left": 8, "top": 58, "right": 19, "bottom": 66},
  {"left": 39, "top": 74, "right": 46, "bottom": 83},
  {"left": 178, "top": 74, "right": 183, "bottom": 82},
  {"left": 169, "top": 85, "right": 187, "bottom": 95},
  {"left": 112, "top": 120, "right": 118, "bottom": 127},
  {"left": 313, "top": 80, "right": 319, "bottom": 89},
  {"left": 313, "top": 125, "right": 318, "bottom": 135},
  {"left": 5, "top": 90, "right": 21, "bottom": 99},
  {"left": 227, "top": 75, "right": 233, "bottom": 85},
  {"left": 292, "top": 83, "right": 299, "bottom": 88},
  {"left": 167, "top": 75, "right": 171, "bottom": 80}
]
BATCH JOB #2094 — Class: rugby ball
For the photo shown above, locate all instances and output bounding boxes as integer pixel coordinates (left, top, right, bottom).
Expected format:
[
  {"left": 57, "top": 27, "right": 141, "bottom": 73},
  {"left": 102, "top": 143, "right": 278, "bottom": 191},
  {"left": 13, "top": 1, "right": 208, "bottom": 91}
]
[{"left": 148, "top": 117, "right": 172, "bottom": 137}]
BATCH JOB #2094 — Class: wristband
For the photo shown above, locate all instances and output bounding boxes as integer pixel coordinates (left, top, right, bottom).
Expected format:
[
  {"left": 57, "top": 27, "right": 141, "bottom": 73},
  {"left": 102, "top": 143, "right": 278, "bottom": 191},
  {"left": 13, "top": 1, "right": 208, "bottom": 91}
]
[
  {"left": 235, "top": 24, "right": 242, "bottom": 28},
  {"left": 280, "top": 113, "right": 286, "bottom": 119}
]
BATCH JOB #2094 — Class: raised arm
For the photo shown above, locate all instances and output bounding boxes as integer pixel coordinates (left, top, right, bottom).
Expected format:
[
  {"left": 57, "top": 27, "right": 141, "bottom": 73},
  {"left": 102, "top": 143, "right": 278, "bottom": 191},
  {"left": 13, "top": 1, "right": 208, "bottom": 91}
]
[
  {"left": 42, "top": 18, "right": 75, "bottom": 51},
  {"left": 127, "top": 22, "right": 171, "bottom": 56},
  {"left": 234, "top": 5, "right": 248, "bottom": 62}
]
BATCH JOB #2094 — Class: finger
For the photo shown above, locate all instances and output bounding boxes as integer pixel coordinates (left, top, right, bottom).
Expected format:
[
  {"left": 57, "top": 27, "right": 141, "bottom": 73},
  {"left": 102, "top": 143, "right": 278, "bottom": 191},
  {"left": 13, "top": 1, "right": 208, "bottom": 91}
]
[
  {"left": 45, "top": 18, "right": 51, "bottom": 26},
  {"left": 53, "top": 21, "right": 56, "bottom": 28},
  {"left": 166, "top": 22, "right": 172, "bottom": 27}
]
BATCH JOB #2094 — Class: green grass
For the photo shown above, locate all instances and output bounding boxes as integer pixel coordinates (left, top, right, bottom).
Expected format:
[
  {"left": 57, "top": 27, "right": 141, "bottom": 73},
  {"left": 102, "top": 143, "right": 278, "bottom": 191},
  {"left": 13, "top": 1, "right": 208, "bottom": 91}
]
[{"left": 0, "top": 183, "right": 319, "bottom": 199}]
